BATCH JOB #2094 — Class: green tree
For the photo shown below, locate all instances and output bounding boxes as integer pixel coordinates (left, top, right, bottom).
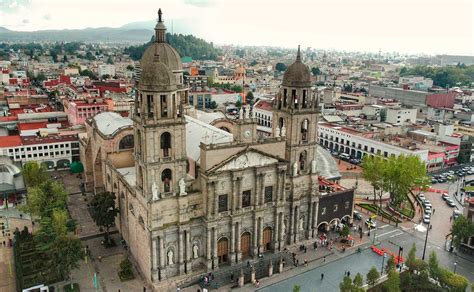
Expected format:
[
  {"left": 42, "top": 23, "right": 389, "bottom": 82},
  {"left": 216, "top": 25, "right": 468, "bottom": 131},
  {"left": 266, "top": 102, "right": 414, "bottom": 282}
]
[
  {"left": 406, "top": 243, "right": 417, "bottom": 272},
  {"left": 246, "top": 91, "right": 254, "bottom": 105},
  {"left": 361, "top": 155, "right": 385, "bottom": 206},
  {"left": 126, "top": 65, "right": 134, "bottom": 71},
  {"left": 383, "top": 270, "right": 401, "bottom": 292},
  {"left": 62, "top": 55, "right": 68, "bottom": 63},
  {"left": 20, "top": 180, "right": 68, "bottom": 218},
  {"left": 22, "top": 161, "right": 48, "bottom": 187},
  {"left": 292, "top": 285, "right": 301, "bottom": 292},
  {"left": 339, "top": 276, "right": 354, "bottom": 292},
  {"left": 106, "top": 56, "right": 114, "bottom": 64},
  {"left": 51, "top": 235, "right": 82, "bottom": 286},
  {"left": 85, "top": 51, "right": 96, "bottom": 61},
  {"left": 209, "top": 101, "right": 218, "bottom": 109},
  {"left": 235, "top": 100, "right": 242, "bottom": 108},
  {"left": 353, "top": 273, "right": 363, "bottom": 287},
  {"left": 311, "top": 67, "right": 321, "bottom": 75},
  {"left": 275, "top": 62, "right": 287, "bottom": 72},
  {"left": 118, "top": 256, "right": 135, "bottom": 280},
  {"left": 386, "top": 255, "right": 396, "bottom": 274},
  {"left": 439, "top": 269, "right": 469, "bottom": 292},
  {"left": 250, "top": 60, "right": 258, "bottom": 66},
  {"left": 339, "top": 225, "right": 350, "bottom": 238},
  {"left": 450, "top": 215, "right": 474, "bottom": 249},
  {"left": 366, "top": 267, "right": 380, "bottom": 287},
  {"left": 89, "top": 192, "right": 120, "bottom": 245},
  {"left": 428, "top": 251, "right": 440, "bottom": 280},
  {"left": 80, "top": 69, "right": 98, "bottom": 80}
]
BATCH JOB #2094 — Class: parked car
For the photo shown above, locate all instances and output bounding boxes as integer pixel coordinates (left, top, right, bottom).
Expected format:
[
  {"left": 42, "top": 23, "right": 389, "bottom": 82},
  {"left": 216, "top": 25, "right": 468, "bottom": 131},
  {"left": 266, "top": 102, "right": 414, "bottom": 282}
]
[
  {"left": 431, "top": 179, "right": 438, "bottom": 184},
  {"left": 418, "top": 194, "right": 426, "bottom": 201},
  {"left": 446, "top": 199, "right": 456, "bottom": 207},
  {"left": 453, "top": 210, "right": 462, "bottom": 220},
  {"left": 353, "top": 211, "right": 363, "bottom": 221},
  {"left": 442, "top": 193, "right": 450, "bottom": 200},
  {"left": 423, "top": 214, "right": 431, "bottom": 224},
  {"left": 424, "top": 207, "right": 432, "bottom": 215},
  {"left": 423, "top": 200, "right": 431, "bottom": 208}
]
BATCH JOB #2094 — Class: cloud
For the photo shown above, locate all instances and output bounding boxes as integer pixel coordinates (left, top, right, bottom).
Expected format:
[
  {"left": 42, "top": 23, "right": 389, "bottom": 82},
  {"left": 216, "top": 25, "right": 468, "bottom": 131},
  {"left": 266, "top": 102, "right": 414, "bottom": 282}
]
[
  {"left": 0, "top": 0, "right": 31, "bottom": 13},
  {"left": 22, "top": 19, "right": 29, "bottom": 24},
  {"left": 182, "top": 0, "right": 214, "bottom": 7},
  {"left": 43, "top": 14, "right": 51, "bottom": 21}
]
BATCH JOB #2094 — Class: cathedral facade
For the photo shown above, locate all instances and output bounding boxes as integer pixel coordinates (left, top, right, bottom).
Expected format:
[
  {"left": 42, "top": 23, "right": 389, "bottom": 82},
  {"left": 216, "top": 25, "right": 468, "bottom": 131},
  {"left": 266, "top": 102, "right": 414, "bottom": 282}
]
[{"left": 81, "top": 9, "right": 354, "bottom": 289}]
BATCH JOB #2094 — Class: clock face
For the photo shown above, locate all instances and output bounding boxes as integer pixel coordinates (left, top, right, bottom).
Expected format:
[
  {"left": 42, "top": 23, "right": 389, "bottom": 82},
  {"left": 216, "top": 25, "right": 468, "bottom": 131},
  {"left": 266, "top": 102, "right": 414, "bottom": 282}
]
[{"left": 244, "top": 129, "right": 251, "bottom": 138}]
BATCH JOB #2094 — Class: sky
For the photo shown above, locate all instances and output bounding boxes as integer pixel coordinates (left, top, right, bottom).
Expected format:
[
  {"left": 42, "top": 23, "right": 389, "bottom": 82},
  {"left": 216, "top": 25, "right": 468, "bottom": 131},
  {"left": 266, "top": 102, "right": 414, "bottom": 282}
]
[{"left": 0, "top": 0, "right": 473, "bottom": 55}]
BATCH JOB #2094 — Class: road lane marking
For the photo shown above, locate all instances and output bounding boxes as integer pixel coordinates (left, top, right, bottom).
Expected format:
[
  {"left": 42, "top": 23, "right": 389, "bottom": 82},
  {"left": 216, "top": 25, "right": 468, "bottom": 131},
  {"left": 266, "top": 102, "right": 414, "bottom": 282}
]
[{"left": 375, "top": 230, "right": 400, "bottom": 238}]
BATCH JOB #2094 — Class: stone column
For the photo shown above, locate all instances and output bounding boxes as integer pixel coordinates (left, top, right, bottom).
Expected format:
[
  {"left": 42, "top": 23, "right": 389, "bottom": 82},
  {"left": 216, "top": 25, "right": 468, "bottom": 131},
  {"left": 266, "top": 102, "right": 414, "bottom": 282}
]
[
  {"left": 212, "top": 227, "right": 218, "bottom": 269},
  {"left": 178, "top": 229, "right": 184, "bottom": 275},
  {"left": 294, "top": 206, "right": 299, "bottom": 243},
  {"left": 250, "top": 265, "right": 256, "bottom": 283},
  {"left": 273, "top": 210, "right": 279, "bottom": 252},
  {"left": 158, "top": 236, "right": 165, "bottom": 280},
  {"left": 238, "top": 178, "right": 242, "bottom": 209},
  {"left": 307, "top": 202, "right": 313, "bottom": 240},
  {"left": 255, "top": 170, "right": 260, "bottom": 206},
  {"left": 289, "top": 206, "right": 294, "bottom": 245},
  {"left": 230, "top": 220, "right": 236, "bottom": 265},
  {"left": 252, "top": 217, "right": 258, "bottom": 257},
  {"left": 211, "top": 182, "right": 218, "bottom": 216},
  {"left": 278, "top": 212, "right": 285, "bottom": 250},
  {"left": 207, "top": 183, "right": 213, "bottom": 217},
  {"left": 281, "top": 170, "right": 287, "bottom": 202},
  {"left": 206, "top": 228, "right": 212, "bottom": 270},
  {"left": 238, "top": 268, "right": 244, "bottom": 287},
  {"left": 276, "top": 170, "right": 281, "bottom": 202},
  {"left": 151, "top": 237, "right": 158, "bottom": 281},
  {"left": 258, "top": 217, "right": 263, "bottom": 252},
  {"left": 312, "top": 201, "right": 318, "bottom": 238},
  {"left": 278, "top": 256, "right": 284, "bottom": 273},
  {"left": 231, "top": 177, "right": 238, "bottom": 212},
  {"left": 268, "top": 260, "right": 273, "bottom": 277},
  {"left": 260, "top": 173, "right": 266, "bottom": 205},
  {"left": 236, "top": 222, "right": 242, "bottom": 263},
  {"left": 185, "top": 230, "right": 191, "bottom": 273}
]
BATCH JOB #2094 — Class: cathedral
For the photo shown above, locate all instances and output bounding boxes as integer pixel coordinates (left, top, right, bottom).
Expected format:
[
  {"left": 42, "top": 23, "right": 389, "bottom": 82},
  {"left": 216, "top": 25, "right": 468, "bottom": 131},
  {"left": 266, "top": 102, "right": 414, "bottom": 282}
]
[{"left": 81, "top": 9, "right": 354, "bottom": 289}]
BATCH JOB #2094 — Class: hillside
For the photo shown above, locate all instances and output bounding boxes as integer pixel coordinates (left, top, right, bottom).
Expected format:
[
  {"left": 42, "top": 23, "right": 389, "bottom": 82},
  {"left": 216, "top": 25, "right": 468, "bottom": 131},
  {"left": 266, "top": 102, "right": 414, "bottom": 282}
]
[
  {"left": 124, "top": 33, "right": 221, "bottom": 61},
  {"left": 0, "top": 26, "right": 153, "bottom": 43}
]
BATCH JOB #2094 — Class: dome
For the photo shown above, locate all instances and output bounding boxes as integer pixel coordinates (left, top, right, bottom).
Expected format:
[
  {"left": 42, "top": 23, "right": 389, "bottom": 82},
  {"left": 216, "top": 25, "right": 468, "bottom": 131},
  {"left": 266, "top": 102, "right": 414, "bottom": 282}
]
[
  {"left": 141, "top": 43, "right": 183, "bottom": 72},
  {"left": 138, "top": 55, "right": 177, "bottom": 92},
  {"left": 282, "top": 46, "right": 311, "bottom": 88}
]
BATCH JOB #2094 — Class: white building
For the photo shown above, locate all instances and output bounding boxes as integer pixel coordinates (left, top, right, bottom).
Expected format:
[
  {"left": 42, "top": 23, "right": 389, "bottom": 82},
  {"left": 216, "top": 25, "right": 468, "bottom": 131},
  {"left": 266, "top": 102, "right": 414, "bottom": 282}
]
[
  {"left": 252, "top": 99, "right": 273, "bottom": 136},
  {"left": 385, "top": 108, "right": 417, "bottom": 124},
  {"left": 98, "top": 64, "right": 116, "bottom": 77},
  {"left": 0, "top": 134, "right": 80, "bottom": 170},
  {"left": 318, "top": 122, "right": 429, "bottom": 162}
]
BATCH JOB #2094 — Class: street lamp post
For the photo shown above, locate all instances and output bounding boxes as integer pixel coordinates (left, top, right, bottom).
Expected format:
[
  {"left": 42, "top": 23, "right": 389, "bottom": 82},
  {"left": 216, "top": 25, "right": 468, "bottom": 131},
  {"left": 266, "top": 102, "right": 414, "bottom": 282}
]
[
  {"left": 453, "top": 262, "right": 457, "bottom": 273},
  {"left": 422, "top": 221, "right": 430, "bottom": 260},
  {"left": 381, "top": 253, "right": 387, "bottom": 275}
]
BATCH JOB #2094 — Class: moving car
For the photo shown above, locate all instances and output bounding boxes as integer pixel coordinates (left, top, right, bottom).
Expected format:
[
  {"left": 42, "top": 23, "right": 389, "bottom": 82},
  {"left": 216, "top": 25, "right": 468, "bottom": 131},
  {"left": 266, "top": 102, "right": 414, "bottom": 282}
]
[
  {"left": 442, "top": 193, "right": 450, "bottom": 200},
  {"left": 365, "top": 218, "right": 377, "bottom": 229}
]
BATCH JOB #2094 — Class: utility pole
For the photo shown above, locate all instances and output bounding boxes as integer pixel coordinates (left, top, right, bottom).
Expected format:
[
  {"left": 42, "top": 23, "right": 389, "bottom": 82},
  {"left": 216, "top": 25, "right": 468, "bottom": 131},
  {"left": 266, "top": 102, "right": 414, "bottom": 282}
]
[{"left": 422, "top": 222, "right": 430, "bottom": 260}]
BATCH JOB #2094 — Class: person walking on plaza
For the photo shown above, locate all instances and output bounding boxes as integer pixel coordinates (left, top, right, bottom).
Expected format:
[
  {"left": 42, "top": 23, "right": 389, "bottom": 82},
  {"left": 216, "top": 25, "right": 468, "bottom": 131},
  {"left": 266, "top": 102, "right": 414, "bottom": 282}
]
[{"left": 321, "top": 273, "right": 324, "bottom": 280}]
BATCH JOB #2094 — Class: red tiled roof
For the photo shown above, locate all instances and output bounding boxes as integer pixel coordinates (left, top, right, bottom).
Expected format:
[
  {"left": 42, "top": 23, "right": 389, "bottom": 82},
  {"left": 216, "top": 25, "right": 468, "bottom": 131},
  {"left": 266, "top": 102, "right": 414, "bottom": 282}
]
[
  {"left": 0, "top": 135, "right": 22, "bottom": 147},
  {"left": 254, "top": 100, "right": 273, "bottom": 111}
]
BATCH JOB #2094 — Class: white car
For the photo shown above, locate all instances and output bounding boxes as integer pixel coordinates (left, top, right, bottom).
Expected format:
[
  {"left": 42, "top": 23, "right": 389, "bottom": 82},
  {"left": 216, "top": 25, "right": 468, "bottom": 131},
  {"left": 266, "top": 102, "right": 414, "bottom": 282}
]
[
  {"left": 423, "top": 215, "right": 431, "bottom": 224},
  {"left": 365, "top": 218, "right": 377, "bottom": 228}
]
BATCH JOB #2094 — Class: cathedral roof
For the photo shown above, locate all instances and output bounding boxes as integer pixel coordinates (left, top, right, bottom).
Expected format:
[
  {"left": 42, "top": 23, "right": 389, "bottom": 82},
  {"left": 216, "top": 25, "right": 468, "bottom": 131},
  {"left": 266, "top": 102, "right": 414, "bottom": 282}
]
[
  {"left": 93, "top": 112, "right": 133, "bottom": 136},
  {"left": 140, "top": 9, "right": 183, "bottom": 72},
  {"left": 282, "top": 46, "right": 311, "bottom": 88},
  {"left": 138, "top": 55, "right": 177, "bottom": 92}
]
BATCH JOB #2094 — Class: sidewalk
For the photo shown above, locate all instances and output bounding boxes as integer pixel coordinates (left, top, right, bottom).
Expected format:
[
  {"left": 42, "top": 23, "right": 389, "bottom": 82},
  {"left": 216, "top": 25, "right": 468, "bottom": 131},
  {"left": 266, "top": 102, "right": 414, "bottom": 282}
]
[{"left": 0, "top": 216, "right": 33, "bottom": 292}]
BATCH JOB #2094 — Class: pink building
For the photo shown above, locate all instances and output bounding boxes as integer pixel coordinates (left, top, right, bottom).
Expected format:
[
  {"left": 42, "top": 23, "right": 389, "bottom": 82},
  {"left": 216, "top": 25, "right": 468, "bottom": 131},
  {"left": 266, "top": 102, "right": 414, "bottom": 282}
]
[
  {"left": 427, "top": 152, "right": 445, "bottom": 172},
  {"left": 64, "top": 99, "right": 108, "bottom": 125}
]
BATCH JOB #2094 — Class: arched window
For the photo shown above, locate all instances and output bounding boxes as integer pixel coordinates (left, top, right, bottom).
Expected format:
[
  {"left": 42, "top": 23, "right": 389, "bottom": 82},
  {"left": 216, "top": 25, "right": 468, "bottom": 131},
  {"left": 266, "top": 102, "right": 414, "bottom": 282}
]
[
  {"left": 301, "top": 119, "right": 309, "bottom": 142},
  {"left": 161, "top": 169, "right": 172, "bottom": 192},
  {"left": 160, "top": 132, "right": 171, "bottom": 157},
  {"left": 299, "top": 150, "right": 307, "bottom": 172},
  {"left": 119, "top": 135, "right": 134, "bottom": 150},
  {"left": 302, "top": 90, "right": 307, "bottom": 108}
]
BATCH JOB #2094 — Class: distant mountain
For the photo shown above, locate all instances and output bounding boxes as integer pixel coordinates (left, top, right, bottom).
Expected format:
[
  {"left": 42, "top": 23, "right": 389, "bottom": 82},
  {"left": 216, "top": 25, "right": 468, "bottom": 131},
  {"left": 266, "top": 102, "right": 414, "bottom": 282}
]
[
  {"left": 0, "top": 26, "right": 153, "bottom": 43},
  {"left": 0, "top": 18, "right": 198, "bottom": 43}
]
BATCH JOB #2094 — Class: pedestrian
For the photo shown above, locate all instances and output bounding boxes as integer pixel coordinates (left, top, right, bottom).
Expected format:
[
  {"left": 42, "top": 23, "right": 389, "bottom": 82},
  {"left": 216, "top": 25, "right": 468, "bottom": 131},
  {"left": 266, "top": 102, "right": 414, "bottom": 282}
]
[
  {"left": 2, "top": 241, "right": 4, "bottom": 246},
  {"left": 143, "top": 287, "right": 146, "bottom": 292},
  {"left": 433, "top": 209, "right": 435, "bottom": 214},
  {"left": 450, "top": 216, "right": 452, "bottom": 222},
  {"left": 347, "top": 271, "right": 351, "bottom": 277},
  {"left": 2, "top": 230, "right": 4, "bottom": 236},
  {"left": 304, "top": 259, "right": 308, "bottom": 266},
  {"left": 321, "top": 273, "right": 324, "bottom": 280},
  {"left": 304, "top": 246, "right": 307, "bottom": 253},
  {"left": 177, "top": 287, "right": 180, "bottom": 292},
  {"left": 230, "top": 272, "right": 234, "bottom": 281},
  {"left": 247, "top": 261, "right": 250, "bottom": 267},
  {"left": 323, "top": 256, "right": 326, "bottom": 263}
]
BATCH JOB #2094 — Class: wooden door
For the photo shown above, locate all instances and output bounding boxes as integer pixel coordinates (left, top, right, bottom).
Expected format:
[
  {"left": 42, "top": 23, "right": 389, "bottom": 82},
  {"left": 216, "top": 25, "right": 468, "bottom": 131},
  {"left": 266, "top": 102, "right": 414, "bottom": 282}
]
[
  {"left": 217, "top": 238, "right": 229, "bottom": 264},
  {"left": 241, "top": 232, "right": 251, "bottom": 258},
  {"left": 263, "top": 227, "right": 272, "bottom": 252}
]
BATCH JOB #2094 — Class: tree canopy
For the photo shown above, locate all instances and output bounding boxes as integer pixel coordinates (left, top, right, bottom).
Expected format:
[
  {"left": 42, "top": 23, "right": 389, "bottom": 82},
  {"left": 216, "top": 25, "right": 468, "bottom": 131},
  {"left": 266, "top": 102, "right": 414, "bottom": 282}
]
[
  {"left": 89, "top": 192, "right": 120, "bottom": 245},
  {"left": 311, "top": 67, "right": 321, "bottom": 75},
  {"left": 366, "top": 267, "right": 380, "bottom": 287},
  {"left": 275, "top": 62, "right": 287, "bottom": 72},
  {"left": 399, "top": 64, "right": 474, "bottom": 87},
  {"left": 20, "top": 180, "right": 67, "bottom": 218},
  {"left": 450, "top": 215, "right": 474, "bottom": 249},
  {"left": 22, "top": 161, "right": 48, "bottom": 188},
  {"left": 124, "top": 33, "right": 221, "bottom": 61}
]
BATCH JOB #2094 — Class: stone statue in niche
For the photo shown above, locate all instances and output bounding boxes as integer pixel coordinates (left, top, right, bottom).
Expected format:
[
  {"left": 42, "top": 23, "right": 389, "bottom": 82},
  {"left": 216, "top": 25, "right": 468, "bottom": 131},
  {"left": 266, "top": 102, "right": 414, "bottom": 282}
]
[
  {"left": 167, "top": 250, "right": 174, "bottom": 265},
  {"left": 275, "top": 127, "right": 280, "bottom": 138},
  {"left": 239, "top": 107, "right": 243, "bottom": 119},
  {"left": 152, "top": 182, "right": 159, "bottom": 201},
  {"left": 281, "top": 126, "right": 286, "bottom": 137},
  {"left": 299, "top": 217, "right": 304, "bottom": 231},
  {"left": 193, "top": 244, "right": 199, "bottom": 259},
  {"left": 179, "top": 178, "right": 187, "bottom": 196},
  {"left": 282, "top": 219, "right": 287, "bottom": 235},
  {"left": 293, "top": 162, "right": 298, "bottom": 176}
]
